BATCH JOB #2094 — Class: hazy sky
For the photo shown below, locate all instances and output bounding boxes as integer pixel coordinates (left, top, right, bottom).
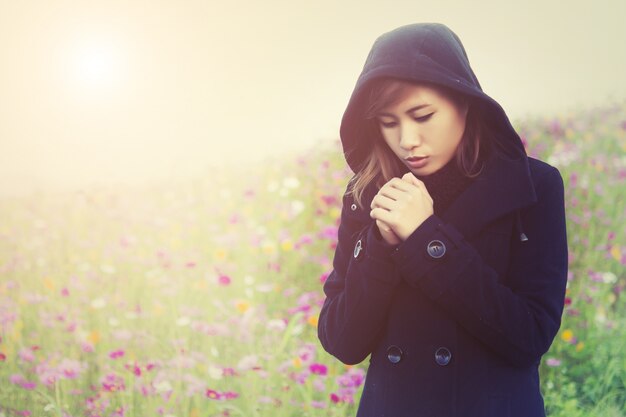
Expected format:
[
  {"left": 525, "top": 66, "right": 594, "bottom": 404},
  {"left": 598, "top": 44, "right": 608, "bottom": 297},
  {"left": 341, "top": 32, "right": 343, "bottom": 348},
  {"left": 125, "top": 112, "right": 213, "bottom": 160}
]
[{"left": 1, "top": 0, "right": 625, "bottom": 198}]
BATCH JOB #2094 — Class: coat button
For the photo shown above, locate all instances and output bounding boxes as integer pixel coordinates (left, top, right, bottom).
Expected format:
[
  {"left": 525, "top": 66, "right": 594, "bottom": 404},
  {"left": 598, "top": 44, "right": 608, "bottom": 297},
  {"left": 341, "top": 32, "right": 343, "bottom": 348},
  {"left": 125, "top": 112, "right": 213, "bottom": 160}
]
[
  {"left": 426, "top": 240, "right": 446, "bottom": 258},
  {"left": 387, "top": 345, "right": 403, "bottom": 364},
  {"left": 435, "top": 347, "right": 452, "bottom": 366},
  {"left": 353, "top": 239, "right": 363, "bottom": 259},
  {"left": 350, "top": 203, "right": 357, "bottom": 211}
]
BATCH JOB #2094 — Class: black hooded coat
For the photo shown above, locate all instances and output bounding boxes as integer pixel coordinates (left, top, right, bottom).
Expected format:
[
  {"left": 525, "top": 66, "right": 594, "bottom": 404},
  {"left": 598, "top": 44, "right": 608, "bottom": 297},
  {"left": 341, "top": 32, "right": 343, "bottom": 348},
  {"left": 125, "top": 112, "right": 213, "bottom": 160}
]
[{"left": 317, "top": 23, "right": 568, "bottom": 417}]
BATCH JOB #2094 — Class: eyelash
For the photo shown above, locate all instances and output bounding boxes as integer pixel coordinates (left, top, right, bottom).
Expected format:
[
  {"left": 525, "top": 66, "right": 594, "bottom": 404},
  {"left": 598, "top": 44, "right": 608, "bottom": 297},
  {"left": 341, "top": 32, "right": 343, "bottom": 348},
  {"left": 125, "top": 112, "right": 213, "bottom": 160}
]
[{"left": 379, "top": 113, "right": 433, "bottom": 128}]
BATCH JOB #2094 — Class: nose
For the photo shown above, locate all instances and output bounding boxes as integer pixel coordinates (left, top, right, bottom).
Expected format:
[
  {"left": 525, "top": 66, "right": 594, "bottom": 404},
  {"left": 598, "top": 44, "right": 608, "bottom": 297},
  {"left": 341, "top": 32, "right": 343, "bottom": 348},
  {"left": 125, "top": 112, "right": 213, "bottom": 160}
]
[{"left": 399, "top": 122, "right": 422, "bottom": 150}]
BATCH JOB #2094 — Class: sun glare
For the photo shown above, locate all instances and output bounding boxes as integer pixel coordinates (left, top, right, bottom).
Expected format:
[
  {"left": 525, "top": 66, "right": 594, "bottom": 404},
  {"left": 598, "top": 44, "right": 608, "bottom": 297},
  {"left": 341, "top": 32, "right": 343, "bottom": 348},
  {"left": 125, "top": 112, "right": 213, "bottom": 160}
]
[{"left": 68, "top": 38, "right": 125, "bottom": 92}]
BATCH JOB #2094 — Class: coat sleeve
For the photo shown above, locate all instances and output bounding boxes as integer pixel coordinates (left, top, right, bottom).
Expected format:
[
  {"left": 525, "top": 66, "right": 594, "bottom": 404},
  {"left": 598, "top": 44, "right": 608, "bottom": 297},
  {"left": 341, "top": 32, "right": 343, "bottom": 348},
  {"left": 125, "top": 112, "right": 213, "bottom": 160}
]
[
  {"left": 317, "top": 187, "right": 403, "bottom": 365},
  {"left": 389, "top": 166, "right": 568, "bottom": 368}
]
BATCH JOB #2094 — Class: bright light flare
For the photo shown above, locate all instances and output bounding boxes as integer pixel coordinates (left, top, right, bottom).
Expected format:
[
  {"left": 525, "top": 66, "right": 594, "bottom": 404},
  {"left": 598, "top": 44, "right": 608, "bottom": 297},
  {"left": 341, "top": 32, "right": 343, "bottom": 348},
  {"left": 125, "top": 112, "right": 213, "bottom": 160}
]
[{"left": 66, "top": 37, "right": 126, "bottom": 92}]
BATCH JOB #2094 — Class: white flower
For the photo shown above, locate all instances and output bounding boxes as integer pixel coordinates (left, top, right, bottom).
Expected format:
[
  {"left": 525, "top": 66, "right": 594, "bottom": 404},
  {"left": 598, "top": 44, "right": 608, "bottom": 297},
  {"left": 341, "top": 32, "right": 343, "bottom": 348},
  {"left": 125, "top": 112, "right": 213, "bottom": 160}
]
[
  {"left": 154, "top": 380, "right": 173, "bottom": 393},
  {"left": 237, "top": 354, "right": 259, "bottom": 371},
  {"left": 101, "top": 264, "right": 116, "bottom": 274},
  {"left": 267, "top": 319, "right": 286, "bottom": 331},
  {"left": 207, "top": 365, "right": 223, "bottom": 380},
  {"left": 291, "top": 200, "right": 305, "bottom": 216},
  {"left": 91, "top": 298, "right": 106, "bottom": 309},
  {"left": 176, "top": 316, "right": 191, "bottom": 327},
  {"left": 602, "top": 272, "right": 617, "bottom": 284},
  {"left": 283, "top": 177, "right": 300, "bottom": 189}
]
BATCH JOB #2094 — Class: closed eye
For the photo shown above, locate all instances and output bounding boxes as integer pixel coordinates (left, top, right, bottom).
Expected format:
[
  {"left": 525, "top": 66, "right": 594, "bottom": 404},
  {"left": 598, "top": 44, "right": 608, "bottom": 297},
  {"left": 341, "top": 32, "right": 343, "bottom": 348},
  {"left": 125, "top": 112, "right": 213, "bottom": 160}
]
[
  {"left": 378, "top": 113, "right": 433, "bottom": 129},
  {"left": 414, "top": 113, "right": 433, "bottom": 122},
  {"left": 379, "top": 120, "right": 397, "bottom": 128}
]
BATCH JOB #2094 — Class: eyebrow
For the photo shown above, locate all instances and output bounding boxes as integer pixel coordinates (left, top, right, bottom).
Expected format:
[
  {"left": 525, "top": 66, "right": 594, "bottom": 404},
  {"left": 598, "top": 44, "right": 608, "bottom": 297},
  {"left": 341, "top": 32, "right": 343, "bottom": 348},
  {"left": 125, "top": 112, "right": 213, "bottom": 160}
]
[{"left": 377, "top": 104, "right": 431, "bottom": 117}]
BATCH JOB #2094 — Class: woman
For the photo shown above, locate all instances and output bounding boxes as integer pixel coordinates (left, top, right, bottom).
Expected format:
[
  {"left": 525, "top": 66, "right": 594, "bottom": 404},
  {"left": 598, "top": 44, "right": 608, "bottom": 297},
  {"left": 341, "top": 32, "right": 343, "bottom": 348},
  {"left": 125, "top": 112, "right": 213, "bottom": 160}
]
[{"left": 317, "top": 23, "right": 568, "bottom": 417}]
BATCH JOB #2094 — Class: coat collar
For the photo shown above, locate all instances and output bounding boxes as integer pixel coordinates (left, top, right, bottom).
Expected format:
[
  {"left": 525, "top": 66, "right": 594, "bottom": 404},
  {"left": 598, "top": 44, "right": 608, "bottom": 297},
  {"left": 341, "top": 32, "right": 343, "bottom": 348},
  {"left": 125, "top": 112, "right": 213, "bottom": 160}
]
[{"left": 439, "top": 153, "right": 537, "bottom": 239}]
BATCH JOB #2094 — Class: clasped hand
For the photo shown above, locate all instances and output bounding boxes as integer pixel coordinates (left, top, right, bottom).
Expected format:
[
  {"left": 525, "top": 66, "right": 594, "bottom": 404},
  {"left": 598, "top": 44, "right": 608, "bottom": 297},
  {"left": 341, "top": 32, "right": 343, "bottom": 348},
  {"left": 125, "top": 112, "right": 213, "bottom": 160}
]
[{"left": 370, "top": 173, "right": 434, "bottom": 245}]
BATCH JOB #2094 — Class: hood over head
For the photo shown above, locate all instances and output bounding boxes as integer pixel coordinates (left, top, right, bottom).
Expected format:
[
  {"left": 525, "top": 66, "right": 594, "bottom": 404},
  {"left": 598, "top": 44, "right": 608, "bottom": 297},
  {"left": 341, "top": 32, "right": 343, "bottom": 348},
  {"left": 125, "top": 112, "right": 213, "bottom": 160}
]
[{"left": 340, "top": 22, "right": 528, "bottom": 174}]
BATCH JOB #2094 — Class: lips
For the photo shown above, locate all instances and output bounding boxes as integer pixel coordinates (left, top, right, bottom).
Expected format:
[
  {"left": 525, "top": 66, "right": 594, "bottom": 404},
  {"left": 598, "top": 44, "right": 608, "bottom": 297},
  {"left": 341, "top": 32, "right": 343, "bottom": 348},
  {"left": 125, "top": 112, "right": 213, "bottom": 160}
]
[{"left": 405, "top": 156, "right": 429, "bottom": 169}]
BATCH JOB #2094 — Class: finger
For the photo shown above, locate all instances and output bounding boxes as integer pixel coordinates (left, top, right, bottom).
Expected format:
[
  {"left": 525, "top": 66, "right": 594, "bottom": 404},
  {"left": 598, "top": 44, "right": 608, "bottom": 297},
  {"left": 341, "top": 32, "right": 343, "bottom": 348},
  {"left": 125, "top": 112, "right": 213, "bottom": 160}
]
[
  {"left": 370, "top": 207, "right": 396, "bottom": 225},
  {"left": 376, "top": 219, "right": 392, "bottom": 233},
  {"left": 378, "top": 185, "right": 405, "bottom": 201},
  {"left": 401, "top": 174, "right": 433, "bottom": 203},
  {"left": 370, "top": 194, "right": 397, "bottom": 211},
  {"left": 387, "top": 177, "right": 416, "bottom": 193}
]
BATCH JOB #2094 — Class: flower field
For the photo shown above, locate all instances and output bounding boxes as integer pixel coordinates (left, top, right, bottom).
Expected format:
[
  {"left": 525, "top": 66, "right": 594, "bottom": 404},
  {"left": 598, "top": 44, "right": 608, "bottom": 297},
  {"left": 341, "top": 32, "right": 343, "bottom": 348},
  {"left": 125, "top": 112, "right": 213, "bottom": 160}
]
[{"left": 1, "top": 101, "right": 625, "bottom": 417}]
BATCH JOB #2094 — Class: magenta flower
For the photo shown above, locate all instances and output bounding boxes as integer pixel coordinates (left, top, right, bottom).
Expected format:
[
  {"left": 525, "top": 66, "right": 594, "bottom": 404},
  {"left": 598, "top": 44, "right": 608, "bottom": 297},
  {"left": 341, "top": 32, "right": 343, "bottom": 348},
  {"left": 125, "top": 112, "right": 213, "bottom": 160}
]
[
  {"left": 102, "top": 373, "right": 126, "bottom": 392},
  {"left": 309, "top": 363, "right": 328, "bottom": 376},
  {"left": 218, "top": 274, "right": 231, "bottom": 286}
]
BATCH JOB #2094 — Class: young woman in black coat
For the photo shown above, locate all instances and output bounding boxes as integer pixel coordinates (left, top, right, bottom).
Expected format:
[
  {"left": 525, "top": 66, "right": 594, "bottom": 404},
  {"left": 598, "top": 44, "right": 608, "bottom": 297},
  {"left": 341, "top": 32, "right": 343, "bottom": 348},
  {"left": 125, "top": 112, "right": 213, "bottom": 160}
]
[{"left": 317, "top": 22, "right": 568, "bottom": 417}]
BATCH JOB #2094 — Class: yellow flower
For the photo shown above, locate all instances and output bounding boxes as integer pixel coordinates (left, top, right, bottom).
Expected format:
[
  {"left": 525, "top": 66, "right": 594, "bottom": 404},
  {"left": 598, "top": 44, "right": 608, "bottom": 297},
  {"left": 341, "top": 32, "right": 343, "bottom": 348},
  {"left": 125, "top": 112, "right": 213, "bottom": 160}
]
[
  {"left": 292, "top": 357, "right": 302, "bottom": 368},
  {"left": 560, "top": 329, "right": 574, "bottom": 343},
  {"left": 88, "top": 331, "right": 101, "bottom": 345},
  {"left": 610, "top": 245, "right": 621, "bottom": 261},
  {"left": 43, "top": 277, "right": 55, "bottom": 291},
  {"left": 575, "top": 342, "right": 585, "bottom": 352},
  {"left": 235, "top": 300, "right": 250, "bottom": 313},
  {"left": 307, "top": 315, "right": 319, "bottom": 327},
  {"left": 330, "top": 207, "right": 341, "bottom": 220},
  {"left": 262, "top": 242, "right": 276, "bottom": 255},
  {"left": 192, "top": 280, "right": 208, "bottom": 290},
  {"left": 189, "top": 408, "right": 200, "bottom": 417},
  {"left": 214, "top": 249, "right": 227, "bottom": 260},
  {"left": 280, "top": 240, "right": 293, "bottom": 252}
]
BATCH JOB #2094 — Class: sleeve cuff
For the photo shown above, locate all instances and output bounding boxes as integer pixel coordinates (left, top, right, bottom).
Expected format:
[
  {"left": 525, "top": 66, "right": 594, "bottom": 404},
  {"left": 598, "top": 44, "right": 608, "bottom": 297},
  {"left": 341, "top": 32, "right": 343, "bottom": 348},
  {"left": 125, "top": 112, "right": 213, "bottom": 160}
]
[
  {"left": 366, "top": 223, "right": 399, "bottom": 259},
  {"left": 390, "top": 215, "right": 467, "bottom": 294}
]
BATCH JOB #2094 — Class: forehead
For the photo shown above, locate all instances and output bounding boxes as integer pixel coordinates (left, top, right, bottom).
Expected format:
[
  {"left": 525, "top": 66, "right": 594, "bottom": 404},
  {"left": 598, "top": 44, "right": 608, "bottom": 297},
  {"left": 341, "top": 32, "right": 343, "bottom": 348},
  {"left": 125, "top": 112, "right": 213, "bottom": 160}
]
[{"left": 378, "top": 81, "right": 448, "bottom": 112}]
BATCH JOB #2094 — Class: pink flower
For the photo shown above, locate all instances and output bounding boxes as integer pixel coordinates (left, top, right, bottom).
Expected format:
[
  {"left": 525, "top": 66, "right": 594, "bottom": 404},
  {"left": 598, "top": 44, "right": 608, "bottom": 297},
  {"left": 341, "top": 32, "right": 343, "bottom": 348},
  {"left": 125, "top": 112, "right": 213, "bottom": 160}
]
[
  {"left": 222, "top": 391, "right": 239, "bottom": 400},
  {"left": 58, "top": 358, "right": 84, "bottom": 379},
  {"left": 218, "top": 274, "right": 231, "bottom": 286},
  {"left": 330, "top": 393, "right": 340, "bottom": 404},
  {"left": 109, "top": 349, "right": 125, "bottom": 359},
  {"left": 18, "top": 347, "right": 35, "bottom": 363},
  {"left": 205, "top": 389, "right": 221, "bottom": 400},
  {"left": 311, "top": 400, "right": 327, "bottom": 409},
  {"left": 546, "top": 358, "right": 561, "bottom": 367}
]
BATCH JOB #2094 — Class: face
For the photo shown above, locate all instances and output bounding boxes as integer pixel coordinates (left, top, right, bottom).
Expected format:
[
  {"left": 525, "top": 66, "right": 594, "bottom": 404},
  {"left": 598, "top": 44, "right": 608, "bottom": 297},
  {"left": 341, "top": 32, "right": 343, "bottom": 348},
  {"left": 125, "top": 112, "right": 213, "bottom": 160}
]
[{"left": 375, "top": 81, "right": 468, "bottom": 176}]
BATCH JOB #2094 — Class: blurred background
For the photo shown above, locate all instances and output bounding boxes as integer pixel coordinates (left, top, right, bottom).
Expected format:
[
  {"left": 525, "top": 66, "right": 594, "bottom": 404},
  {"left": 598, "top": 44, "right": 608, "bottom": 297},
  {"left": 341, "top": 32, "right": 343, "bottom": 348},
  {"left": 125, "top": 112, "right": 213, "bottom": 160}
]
[{"left": 0, "top": 0, "right": 625, "bottom": 198}]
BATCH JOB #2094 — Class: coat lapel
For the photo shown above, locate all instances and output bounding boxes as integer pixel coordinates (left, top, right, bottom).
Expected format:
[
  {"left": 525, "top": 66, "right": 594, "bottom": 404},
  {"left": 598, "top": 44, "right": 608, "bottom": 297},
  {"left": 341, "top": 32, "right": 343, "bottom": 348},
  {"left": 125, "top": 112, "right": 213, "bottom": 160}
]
[{"left": 440, "top": 154, "right": 537, "bottom": 240}]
